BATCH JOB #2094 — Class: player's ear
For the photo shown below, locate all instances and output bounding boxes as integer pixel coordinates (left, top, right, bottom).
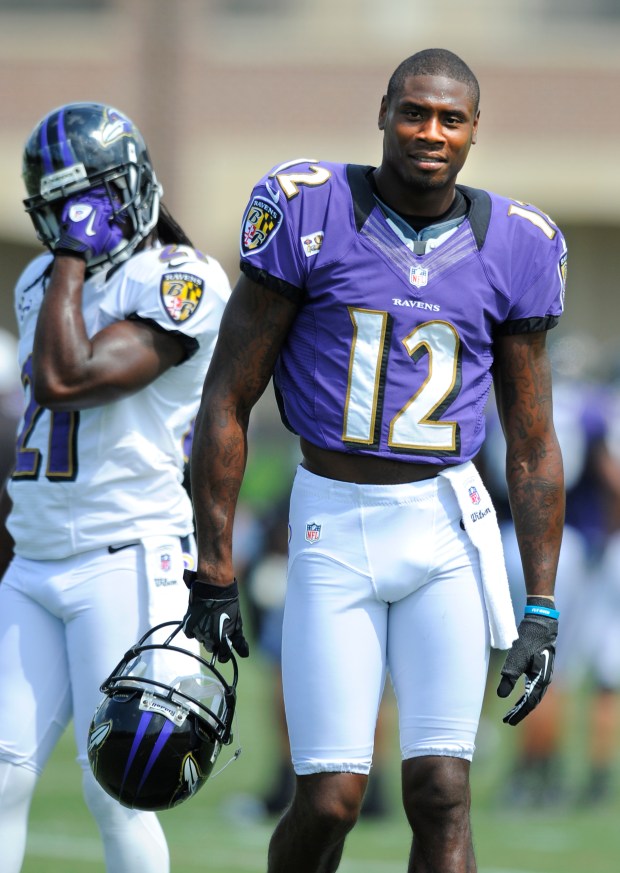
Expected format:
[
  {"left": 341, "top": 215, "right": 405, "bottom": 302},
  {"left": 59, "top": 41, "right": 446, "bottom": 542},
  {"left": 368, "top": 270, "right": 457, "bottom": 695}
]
[
  {"left": 471, "top": 110, "right": 480, "bottom": 145},
  {"left": 378, "top": 95, "right": 388, "bottom": 131}
]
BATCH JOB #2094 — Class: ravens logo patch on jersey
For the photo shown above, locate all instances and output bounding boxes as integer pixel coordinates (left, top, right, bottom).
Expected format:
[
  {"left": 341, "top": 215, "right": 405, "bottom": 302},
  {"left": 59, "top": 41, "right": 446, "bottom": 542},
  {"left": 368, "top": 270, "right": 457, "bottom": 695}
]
[
  {"left": 160, "top": 273, "right": 204, "bottom": 323},
  {"left": 240, "top": 196, "right": 283, "bottom": 256}
]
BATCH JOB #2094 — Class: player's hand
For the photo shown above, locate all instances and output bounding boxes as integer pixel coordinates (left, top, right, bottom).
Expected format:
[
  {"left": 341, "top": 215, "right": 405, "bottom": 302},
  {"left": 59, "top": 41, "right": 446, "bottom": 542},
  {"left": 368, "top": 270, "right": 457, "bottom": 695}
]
[
  {"left": 497, "top": 598, "right": 558, "bottom": 726},
  {"left": 182, "top": 572, "right": 250, "bottom": 663},
  {"left": 54, "top": 187, "right": 124, "bottom": 262}
]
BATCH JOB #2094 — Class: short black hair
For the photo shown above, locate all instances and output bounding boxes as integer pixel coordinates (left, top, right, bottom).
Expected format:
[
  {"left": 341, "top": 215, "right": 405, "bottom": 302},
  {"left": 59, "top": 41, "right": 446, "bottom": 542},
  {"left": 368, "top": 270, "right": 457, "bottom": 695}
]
[{"left": 386, "top": 48, "right": 480, "bottom": 113}]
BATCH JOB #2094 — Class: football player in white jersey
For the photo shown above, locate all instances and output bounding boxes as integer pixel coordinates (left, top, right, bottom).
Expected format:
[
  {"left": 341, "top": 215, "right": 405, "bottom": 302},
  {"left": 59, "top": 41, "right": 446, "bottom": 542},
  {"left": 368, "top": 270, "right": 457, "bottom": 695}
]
[{"left": 0, "top": 103, "right": 232, "bottom": 873}]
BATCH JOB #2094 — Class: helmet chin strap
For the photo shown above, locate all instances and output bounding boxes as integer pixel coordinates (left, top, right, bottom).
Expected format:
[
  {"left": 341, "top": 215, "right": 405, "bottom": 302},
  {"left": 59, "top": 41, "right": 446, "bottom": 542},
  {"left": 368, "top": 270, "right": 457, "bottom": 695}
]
[
  {"left": 212, "top": 745, "right": 242, "bottom": 779},
  {"left": 209, "top": 630, "right": 242, "bottom": 778},
  {"left": 211, "top": 716, "right": 242, "bottom": 779}
]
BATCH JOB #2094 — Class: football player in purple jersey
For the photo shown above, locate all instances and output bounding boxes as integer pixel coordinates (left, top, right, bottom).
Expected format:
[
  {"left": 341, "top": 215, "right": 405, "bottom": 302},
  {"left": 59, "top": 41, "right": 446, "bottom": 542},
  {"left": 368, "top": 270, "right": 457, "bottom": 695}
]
[{"left": 184, "top": 49, "right": 566, "bottom": 872}]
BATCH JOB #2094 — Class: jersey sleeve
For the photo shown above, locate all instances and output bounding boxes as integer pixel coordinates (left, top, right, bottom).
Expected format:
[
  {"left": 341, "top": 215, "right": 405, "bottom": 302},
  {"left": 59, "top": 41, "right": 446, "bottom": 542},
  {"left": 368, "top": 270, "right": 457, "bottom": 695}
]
[
  {"left": 495, "top": 203, "right": 567, "bottom": 335},
  {"left": 13, "top": 253, "right": 52, "bottom": 334},
  {"left": 238, "top": 159, "right": 335, "bottom": 303},
  {"left": 102, "top": 245, "right": 232, "bottom": 359}
]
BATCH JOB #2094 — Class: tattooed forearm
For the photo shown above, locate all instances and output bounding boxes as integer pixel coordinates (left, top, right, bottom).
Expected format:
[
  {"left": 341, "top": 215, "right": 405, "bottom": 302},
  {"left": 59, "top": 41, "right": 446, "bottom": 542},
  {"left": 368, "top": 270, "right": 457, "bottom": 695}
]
[
  {"left": 494, "top": 331, "right": 565, "bottom": 597},
  {"left": 190, "top": 400, "right": 248, "bottom": 582},
  {"left": 507, "top": 451, "right": 565, "bottom": 595}
]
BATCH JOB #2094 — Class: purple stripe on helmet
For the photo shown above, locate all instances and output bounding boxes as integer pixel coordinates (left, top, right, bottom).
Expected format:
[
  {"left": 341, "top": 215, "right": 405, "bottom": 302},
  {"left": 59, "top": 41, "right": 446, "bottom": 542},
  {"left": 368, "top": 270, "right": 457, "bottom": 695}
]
[
  {"left": 56, "top": 109, "right": 74, "bottom": 166},
  {"left": 120, "top": 711, "right": 152, "bottom": 789},
  {"left": 40, "top": 118, "right": 52, "bottom": 175},
  {"left": 136, "top": 718, "right": 175, "bottom": 794}
]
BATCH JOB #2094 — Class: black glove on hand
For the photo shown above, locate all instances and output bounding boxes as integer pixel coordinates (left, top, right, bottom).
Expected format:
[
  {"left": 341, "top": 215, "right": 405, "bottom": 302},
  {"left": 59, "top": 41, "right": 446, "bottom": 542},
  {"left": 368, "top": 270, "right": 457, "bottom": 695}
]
[
  {"left": 497, "top": 597, "right": 558, "bottom": 726},
  {"left": 182, "top": 571, "right": 250, "bottom": 663}
]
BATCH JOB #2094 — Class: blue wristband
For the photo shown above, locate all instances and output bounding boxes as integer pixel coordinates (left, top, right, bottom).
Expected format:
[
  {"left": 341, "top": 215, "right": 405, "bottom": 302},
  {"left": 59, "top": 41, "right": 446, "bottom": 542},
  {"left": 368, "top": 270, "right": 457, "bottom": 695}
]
[{"left": 524, "top": 604, "right": 560, "bottom": 620}]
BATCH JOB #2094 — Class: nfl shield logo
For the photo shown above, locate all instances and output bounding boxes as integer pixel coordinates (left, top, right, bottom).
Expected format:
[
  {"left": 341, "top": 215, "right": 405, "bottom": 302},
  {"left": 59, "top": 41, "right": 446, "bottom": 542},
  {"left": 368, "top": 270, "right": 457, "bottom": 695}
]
[
  {"left": 468, "top": 486, "right": 481, "bottom": 505},
  {"left": 305, "top": 523, "right": 321, "bottom": 543},
  {"left": 409, "top": 266, "right": 428, "bottom": 287},
  {"left": 160, "top": 553, "right": 171, "bottom": 571}
]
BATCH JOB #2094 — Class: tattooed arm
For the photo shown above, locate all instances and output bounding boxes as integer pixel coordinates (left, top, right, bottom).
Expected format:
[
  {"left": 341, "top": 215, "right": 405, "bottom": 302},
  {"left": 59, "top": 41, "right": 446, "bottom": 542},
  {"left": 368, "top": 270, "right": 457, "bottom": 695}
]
[
  {"left": 189, "top": 275, "right": 299, "bottom": 588},
  {"left": 492, "top": 330, "right": 565, "bottom": 724},
  {"left": 493, "top": 331, "right": 565, "bottom": 597}
]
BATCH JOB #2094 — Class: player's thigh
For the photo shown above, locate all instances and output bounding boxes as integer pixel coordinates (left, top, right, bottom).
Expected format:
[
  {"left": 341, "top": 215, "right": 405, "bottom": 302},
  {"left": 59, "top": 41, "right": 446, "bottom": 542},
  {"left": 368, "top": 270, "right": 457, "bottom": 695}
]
[
  {"left": 282, "top": 550, "right": 387, "bottom": 775},
  {"left": 66, "top": 539, "right": 192, "bottom": 766},
  {"left": 0, "top": 564, "right": 71, "bottom": 773},
  {"left": 389, "top": 541, "right": 489, "bottom": 760}
]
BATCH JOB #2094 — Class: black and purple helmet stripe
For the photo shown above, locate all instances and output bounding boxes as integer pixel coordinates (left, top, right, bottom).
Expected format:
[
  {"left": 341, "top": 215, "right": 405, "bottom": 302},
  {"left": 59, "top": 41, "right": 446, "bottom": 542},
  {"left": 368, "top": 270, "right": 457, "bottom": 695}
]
[
  {"left": 38, "top": 107, "right": 78, "bottom": 175},
  {"left": 121, "top": 711, "right": 175, "bottom": 796}
]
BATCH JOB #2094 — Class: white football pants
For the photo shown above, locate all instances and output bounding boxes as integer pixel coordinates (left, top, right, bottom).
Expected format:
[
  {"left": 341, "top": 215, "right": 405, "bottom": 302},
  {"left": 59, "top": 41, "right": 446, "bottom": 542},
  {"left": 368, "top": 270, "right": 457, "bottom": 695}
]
[
  {"left": 283, "top": 465, "right": 490, "bottom": 775},
  {"left": 0, "top": 537, "right": 192, "bottom": 873}
]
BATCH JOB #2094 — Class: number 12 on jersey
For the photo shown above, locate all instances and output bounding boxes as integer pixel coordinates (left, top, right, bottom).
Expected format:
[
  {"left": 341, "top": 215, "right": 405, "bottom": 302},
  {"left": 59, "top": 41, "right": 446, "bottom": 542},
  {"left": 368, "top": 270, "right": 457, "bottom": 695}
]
[{"left": 342, "top": 308, "right": 461, "bottom": 455}]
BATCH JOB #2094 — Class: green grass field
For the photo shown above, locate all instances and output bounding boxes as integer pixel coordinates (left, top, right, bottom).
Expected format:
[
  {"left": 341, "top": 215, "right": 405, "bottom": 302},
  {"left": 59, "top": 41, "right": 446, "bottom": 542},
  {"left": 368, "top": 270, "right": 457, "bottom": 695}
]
[{"left": 22, "top": 649, "right": 620, "bottom": 873}]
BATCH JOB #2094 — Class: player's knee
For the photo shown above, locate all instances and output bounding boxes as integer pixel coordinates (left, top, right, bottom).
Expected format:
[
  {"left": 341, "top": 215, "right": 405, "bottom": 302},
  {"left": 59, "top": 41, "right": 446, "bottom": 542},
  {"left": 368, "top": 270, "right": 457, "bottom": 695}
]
[
  {"left": 402, "top": 756, "right": 471, "bottom": 829},
  {"left": 0, "top": 759, "right": 38, "bottom": 809},
  {"left": 82, "top": 768, "right": 169, "bottom": 872},
  {"left": 0, "top": 761, "right": 38, "bottom": 873},
  {"left": 82, "top": 766, "right": 156, "bottom": 835},
  {"left": 83, "top": 767, "right": 128, "bottom": 827},
  {"left": 295, "top": 772, "right": 366, "bottom": 837}
]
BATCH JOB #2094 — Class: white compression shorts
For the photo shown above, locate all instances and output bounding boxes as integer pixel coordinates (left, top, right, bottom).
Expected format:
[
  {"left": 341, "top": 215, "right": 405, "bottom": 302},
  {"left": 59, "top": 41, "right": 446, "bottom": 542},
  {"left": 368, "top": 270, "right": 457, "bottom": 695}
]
[
  {"left": 0, "top": 536, "right": 194, "bottom": 775},
  {"left": 283, "top": 465, "right": 490, "bottom": 775}
]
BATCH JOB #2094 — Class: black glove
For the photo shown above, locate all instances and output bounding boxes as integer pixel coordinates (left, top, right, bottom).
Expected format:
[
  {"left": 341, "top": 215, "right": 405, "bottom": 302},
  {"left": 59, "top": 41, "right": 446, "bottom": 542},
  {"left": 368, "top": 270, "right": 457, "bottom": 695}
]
[
  {"left": 182, "top": 571, "right": 249, "bottom": 663},
  {"left": 497, "top": 597, "right": 558, "bottom": 726}
]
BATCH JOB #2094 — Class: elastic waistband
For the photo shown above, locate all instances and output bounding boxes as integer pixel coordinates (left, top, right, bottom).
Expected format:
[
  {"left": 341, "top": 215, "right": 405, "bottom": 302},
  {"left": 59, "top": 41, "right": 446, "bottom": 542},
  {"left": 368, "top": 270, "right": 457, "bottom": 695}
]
[{"left": 293, "top": 463, "right": 458, "bottom": 506}]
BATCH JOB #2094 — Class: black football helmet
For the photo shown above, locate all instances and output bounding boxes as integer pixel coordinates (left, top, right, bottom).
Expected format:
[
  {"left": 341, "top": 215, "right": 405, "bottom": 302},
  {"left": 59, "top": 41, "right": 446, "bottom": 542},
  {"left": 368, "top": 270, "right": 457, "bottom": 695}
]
[
  {"left": 22, "top": 102, "right": 162, "bottom": 272},
  {"left": 87, "top": 621, "right": 238, "bottom": 811}
]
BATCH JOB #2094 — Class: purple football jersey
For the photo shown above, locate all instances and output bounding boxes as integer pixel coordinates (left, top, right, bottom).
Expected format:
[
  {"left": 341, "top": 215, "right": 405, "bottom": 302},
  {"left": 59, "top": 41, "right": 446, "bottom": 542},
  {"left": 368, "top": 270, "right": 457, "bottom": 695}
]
[{"left": 239, "top": 160, "right": 567, "bottom": 466}]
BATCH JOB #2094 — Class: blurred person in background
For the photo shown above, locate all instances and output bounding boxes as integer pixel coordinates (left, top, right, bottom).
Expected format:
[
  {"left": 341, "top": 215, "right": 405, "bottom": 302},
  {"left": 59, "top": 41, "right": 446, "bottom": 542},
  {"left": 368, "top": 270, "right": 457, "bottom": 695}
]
[
  {"left": 480, "top": 334, "right": 612, "bottom": 806},
  {"left": 245, "top": 496, "right": 295, "bottom": 816},
  {"left": 0, "top": 102, "right": 231, "bottom": 873},
  {"left": 577, "top": 349, "right": 620, "bottom": 805},
  {"left": 183, "top": 48, "right": 567, "bottom": 872}
]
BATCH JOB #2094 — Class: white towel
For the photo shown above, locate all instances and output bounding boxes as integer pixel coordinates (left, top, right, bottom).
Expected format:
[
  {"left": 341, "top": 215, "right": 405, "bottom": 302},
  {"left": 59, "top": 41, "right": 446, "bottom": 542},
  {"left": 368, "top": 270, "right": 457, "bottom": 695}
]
[{"left": 439, "top": 461, "right": 518, "bottom": 650}]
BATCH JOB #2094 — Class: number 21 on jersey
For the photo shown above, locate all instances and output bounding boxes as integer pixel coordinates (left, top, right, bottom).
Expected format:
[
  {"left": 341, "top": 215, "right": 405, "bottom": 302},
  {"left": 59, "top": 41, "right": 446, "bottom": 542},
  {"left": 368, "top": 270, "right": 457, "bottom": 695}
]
[{"left": 12, "top": 355, "right": 79, "bottom": 481}]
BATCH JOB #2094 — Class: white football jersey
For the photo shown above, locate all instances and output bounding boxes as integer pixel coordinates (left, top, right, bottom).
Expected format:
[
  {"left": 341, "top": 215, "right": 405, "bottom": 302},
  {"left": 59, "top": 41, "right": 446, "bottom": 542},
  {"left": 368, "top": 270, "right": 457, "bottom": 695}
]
[{"left": 8, "top": 244, "right": 231, "bottom": 558}]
